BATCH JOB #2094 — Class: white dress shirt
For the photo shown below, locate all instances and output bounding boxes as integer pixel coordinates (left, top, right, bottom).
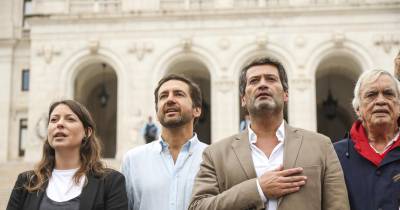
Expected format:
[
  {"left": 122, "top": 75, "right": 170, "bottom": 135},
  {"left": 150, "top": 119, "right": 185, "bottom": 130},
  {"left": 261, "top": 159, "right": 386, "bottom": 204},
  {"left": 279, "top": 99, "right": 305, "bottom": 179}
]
[
  {"left": 121, "top": 134, "right": 207, "bottom": 210},
  {"left": 248, "top": 121, "right": 285, "bottom": 210}
]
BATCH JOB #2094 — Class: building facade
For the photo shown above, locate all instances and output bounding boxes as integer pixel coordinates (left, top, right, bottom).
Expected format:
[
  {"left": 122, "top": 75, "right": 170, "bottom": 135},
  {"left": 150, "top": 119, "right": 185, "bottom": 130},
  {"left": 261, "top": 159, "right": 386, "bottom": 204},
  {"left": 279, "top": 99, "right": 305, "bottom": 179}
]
[{"left": 0, "top": 0, "right": 399, "bottom": 162}]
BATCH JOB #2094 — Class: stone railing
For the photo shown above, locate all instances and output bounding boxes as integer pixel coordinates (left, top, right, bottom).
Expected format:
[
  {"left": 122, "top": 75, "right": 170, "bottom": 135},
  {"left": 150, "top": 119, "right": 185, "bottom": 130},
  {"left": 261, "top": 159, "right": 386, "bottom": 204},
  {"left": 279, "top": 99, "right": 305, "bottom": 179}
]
[
  {"left": 160, "top": 0, "right": 400, "bottom": 9},
  {"left": 31, "top": 0, "right": 122, "bottom": 14},
  {"left": 69, "top": 0, "right": 121, "bottom": 13},
  {"left": 30, "top": 0, "right": 400, "bottom": 15},
  {"left": 160, "top": 0, "right": 215, "bottom": 10},
  {"left": 232, "top": 0, "right": 289, "bottom": 8}
]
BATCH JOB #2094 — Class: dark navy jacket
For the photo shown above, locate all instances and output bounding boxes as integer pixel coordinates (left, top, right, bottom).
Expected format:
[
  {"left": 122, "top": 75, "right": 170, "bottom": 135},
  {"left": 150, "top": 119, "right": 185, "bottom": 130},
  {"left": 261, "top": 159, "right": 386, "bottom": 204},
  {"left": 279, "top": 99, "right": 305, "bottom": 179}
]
[{"left": 334, "top": 138, "right": 400, "bottom": 210}]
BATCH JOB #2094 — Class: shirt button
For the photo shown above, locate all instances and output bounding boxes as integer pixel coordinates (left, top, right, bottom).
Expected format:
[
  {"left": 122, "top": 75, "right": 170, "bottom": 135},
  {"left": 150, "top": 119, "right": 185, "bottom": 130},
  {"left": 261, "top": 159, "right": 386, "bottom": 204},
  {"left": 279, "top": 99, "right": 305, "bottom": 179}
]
[{"left": 376, "top": 170, "right": 381, "bottom": 176}]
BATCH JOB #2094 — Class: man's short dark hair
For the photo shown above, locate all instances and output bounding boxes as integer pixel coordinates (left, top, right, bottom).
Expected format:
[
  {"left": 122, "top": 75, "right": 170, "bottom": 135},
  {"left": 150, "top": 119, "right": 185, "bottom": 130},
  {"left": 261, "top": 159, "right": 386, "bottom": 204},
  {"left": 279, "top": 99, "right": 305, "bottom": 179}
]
[
  {"left": 239, "top": 57, "right": 288, "bottom": 97},
  {"left": 154, "top": 74, "right": 202, "bottom": 123}
]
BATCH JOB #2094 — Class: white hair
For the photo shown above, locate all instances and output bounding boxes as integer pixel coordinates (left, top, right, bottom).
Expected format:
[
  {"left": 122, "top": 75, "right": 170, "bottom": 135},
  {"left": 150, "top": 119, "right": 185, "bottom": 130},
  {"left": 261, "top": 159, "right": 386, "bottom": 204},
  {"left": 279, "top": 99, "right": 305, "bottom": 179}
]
[{"left": 352, "top": 69, "right": 400, "bottom": 112}]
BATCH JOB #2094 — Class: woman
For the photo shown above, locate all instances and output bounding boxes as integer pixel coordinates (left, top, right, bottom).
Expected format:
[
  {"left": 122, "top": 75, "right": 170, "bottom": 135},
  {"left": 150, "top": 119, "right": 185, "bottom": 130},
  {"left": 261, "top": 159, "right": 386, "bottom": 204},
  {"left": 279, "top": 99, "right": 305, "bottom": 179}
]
[{"left": 7, "top": 100, "right": 128, "bottom": 210}]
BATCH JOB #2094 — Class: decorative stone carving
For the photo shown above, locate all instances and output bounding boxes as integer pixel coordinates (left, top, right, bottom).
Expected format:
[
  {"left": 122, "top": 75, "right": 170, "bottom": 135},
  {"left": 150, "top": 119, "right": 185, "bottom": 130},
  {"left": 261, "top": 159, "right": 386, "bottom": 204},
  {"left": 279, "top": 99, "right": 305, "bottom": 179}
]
[
  {"left": 297, "top": 64, "right": 305, "bottom": 73},
  {"left": 35, "top": 113, "right": 48, "bottom": 141},
  {"left": 292, "top": 75, "right": 312, "bottom": 91},
  {"left": 256, "top": 33, "right": 268, "bottom": 49},
  {"left": 295, "top": 35, "right": 306, "bottom": 48},
  {"left": 374, "top": 34, "right": 400, "bottom": 53},
  {"left": 128, "top": 42, "right": 154, "bottom": 60},
  {"left": 218, "top": 38, "right": 231, "bottom": 50},
  {"left": 37, "top": 45, "right": 61, "bottom": 64},
  {"left": 332, "top": 32, "right": 345, "bottom": 47},
  {"left": 88, "top": 39, "right": 100, "bottom": 54},
  {"left": 215, "top": 79, "right": 235, "bottom": 93},
  {"left": 181, "top": 37, "right": 193, "bottom": 51}
]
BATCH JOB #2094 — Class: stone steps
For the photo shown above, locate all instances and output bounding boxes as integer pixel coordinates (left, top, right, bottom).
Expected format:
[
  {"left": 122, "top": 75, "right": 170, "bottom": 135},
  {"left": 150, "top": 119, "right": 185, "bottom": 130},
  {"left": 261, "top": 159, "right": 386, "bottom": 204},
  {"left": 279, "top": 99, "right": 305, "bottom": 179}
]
[
  {"left": 0, "top": 159, "right": 121, "bottom": 209},
  {"left": 0, "top": 161, "right": 34, "bottom": 209}
]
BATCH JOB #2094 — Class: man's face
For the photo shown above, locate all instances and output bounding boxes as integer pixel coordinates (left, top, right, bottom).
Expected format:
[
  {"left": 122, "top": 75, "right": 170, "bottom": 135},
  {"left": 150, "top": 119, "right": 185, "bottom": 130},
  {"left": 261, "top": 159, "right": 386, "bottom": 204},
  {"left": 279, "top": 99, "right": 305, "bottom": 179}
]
[
  {"left": 156, "top": 80, "right": 201, "bottom": 128},
  {"left": 241, "top": 65, "right": 288, "bottom": 115},
  {"left": 357, "top": 74, "right": 400, "bottom": 128}
]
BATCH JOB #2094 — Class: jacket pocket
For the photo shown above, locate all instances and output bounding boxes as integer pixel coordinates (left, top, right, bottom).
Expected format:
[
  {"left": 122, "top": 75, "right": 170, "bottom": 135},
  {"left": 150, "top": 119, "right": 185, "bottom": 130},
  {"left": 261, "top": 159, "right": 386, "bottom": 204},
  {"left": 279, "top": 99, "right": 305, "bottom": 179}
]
[
  {"left": 301, "top": 165, "right": 322, "bottom": 192},
  {"left": 392, "top": 169, "right": 400, "bottom": 204}
]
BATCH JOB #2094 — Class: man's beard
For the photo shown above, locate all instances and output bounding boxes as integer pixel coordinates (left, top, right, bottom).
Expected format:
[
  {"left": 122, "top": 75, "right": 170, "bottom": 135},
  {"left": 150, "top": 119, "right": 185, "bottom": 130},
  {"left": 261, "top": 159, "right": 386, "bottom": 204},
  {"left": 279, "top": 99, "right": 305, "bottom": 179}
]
[
  {"left": 159, "top": 111, "right": 192, "bottom": 128},
  {"left": 247, "top": 96, "right": 283, "bottom": 116}
]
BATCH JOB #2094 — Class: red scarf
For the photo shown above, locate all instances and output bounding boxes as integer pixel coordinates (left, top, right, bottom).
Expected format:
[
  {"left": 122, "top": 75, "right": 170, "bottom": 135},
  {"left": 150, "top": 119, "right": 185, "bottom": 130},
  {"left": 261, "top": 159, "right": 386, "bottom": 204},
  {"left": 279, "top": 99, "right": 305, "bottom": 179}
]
[{"left": 350, "top": 120, "right": 400, "bottom": 166}]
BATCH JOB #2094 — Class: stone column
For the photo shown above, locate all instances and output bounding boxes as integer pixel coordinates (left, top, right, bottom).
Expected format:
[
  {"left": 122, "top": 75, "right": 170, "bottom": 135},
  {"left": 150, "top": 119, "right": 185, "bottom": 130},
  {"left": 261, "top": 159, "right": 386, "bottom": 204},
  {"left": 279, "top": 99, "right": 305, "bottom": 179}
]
[
  {"left": 0, "top": 41, "right": 15, "bottom": 162},
  {"left": 289, "top": 75, "right": 317, "bottom": 131},
  {"left": 24, "top": 44, "right": 54, "bottom": 162},
  {"left": 212, "top": 78, "right": 238, "bottom": 143}
]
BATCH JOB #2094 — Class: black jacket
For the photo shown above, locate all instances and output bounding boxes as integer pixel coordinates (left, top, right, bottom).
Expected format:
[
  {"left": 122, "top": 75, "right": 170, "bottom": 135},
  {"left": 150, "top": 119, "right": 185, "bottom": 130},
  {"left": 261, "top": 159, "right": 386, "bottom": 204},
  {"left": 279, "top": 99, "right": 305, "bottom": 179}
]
[{"left": 7, "top": 169, "right": 128, "bottom": 210}]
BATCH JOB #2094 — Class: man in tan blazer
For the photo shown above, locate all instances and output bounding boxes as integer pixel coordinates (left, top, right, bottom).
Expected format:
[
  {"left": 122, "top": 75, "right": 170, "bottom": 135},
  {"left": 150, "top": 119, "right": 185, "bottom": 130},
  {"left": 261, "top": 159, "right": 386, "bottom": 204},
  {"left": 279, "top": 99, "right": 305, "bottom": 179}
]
[{"left": 189, "top": 57, "right": 349, "bottom": 210}]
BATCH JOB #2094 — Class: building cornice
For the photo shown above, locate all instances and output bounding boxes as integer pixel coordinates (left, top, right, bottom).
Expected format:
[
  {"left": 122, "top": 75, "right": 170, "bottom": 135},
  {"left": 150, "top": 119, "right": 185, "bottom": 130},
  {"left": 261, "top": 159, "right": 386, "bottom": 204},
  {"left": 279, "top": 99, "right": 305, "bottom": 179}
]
[{"left": 26, "top": 4, "right": 400, "bottom": 24}]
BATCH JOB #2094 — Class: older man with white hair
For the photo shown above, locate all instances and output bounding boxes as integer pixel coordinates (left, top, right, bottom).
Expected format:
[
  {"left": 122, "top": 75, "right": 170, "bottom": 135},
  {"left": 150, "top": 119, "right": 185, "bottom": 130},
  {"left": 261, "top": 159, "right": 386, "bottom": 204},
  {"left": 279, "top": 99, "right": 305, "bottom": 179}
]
[{"left": 334, "top": 69, "right": 400, "bottom": 210}]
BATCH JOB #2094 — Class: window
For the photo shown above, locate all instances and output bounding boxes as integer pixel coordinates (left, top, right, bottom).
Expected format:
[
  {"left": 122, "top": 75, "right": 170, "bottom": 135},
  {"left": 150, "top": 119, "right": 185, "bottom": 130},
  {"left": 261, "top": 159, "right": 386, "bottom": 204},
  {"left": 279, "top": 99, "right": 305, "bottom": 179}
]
[
  {"left": 19, "top": 119, "right": 28, "bottom": 157},
  {"left": 23, "top": 0, "right": 32, "bottom": 27},
  {"left": 21, "top": 69, "right": 29, "bottom": 91}
]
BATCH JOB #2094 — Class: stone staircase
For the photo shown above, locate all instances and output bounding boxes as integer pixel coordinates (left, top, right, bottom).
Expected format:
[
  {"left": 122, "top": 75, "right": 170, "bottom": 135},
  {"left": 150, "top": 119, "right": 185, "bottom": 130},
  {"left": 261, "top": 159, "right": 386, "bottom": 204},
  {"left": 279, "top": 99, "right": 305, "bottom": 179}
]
[
  {"left": 0, "top": 159, "right": 121, "bottom": 209},
  {"left": 0, "top": 161, "right": 34, "bottom": 209}
]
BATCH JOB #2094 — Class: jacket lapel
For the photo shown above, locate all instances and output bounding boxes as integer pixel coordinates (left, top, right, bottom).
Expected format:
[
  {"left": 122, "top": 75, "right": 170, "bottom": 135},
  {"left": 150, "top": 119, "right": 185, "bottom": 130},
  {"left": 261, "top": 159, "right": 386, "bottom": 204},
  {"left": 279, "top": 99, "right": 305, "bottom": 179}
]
[
  {"left": 30, "top": 189, "right": 45, "bottom": 209},
  {"left": 282, "top": 123, "right": 303, "bottom": 169},
  {"left": 231, "top": 130, "right": 257, "bottom": 179},
  {"left": 79, "top": 175, "right": 100, "bottom": 210},
  {"left": 278, "top": 123, "right": 303, "bottom": 206}
]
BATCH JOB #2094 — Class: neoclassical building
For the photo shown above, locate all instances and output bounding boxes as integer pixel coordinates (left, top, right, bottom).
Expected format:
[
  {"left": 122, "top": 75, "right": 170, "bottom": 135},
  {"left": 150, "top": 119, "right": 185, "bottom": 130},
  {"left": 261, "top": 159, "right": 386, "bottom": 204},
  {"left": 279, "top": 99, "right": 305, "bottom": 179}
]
[{"left": 0, "top": 0, "right": 399, "bottom": 162}]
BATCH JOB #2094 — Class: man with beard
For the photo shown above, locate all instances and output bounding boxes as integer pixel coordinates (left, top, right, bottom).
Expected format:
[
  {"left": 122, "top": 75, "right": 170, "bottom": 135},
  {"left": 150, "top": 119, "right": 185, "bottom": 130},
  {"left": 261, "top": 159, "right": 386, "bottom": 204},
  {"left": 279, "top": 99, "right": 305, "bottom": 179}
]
[
  {"left": 122, "top": 74, "right": 208, "bottom": 210},
  {"left": 189, "top": 57, "right": 349, "bottom": 210}
]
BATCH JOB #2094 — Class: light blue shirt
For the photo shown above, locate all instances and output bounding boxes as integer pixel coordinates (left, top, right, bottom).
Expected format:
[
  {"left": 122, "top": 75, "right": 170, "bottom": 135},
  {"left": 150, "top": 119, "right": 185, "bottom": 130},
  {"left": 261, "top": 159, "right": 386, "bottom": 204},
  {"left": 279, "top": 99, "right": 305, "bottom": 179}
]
[{"left": 121, "top": 134, "right": 207, "bottom": 210}]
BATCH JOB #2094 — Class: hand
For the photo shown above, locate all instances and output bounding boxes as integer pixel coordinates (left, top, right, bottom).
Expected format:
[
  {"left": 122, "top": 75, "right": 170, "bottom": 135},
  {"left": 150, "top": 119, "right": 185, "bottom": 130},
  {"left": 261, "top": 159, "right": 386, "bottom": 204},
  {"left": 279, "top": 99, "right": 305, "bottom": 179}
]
[{"left": 258, "top": 165, "right": 307, "bottom": 199}]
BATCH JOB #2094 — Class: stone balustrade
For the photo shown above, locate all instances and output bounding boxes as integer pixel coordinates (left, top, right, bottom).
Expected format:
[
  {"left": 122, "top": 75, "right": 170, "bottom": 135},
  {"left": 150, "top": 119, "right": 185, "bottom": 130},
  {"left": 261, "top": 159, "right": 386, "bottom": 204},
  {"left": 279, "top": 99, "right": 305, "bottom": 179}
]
[{"left": 29, "top": 0, "right": 400, "bottom": 15}]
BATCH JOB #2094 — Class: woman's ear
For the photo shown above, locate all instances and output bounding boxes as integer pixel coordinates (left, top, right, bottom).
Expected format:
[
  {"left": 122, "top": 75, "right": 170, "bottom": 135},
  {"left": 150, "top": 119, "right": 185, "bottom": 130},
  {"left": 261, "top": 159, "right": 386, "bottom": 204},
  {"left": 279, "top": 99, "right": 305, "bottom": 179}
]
[{"left": 86, "top": 127, "right": 93, "bottom": 138}]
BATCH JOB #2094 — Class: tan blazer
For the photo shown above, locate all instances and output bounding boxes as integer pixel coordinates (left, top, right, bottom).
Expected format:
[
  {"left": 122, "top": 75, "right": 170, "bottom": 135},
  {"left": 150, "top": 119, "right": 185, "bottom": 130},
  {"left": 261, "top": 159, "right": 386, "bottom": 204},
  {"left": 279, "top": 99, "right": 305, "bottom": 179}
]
[{"left": 189, "top": 123, "right": 349, "bottom": 210}]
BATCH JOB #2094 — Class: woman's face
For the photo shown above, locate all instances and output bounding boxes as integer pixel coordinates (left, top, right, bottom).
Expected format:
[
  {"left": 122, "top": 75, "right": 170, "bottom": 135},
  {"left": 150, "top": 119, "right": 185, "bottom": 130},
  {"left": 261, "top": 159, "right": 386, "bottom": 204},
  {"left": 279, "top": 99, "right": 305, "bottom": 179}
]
[{"left": 47, "top": 104, "right": 86, "bottom": 151}]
